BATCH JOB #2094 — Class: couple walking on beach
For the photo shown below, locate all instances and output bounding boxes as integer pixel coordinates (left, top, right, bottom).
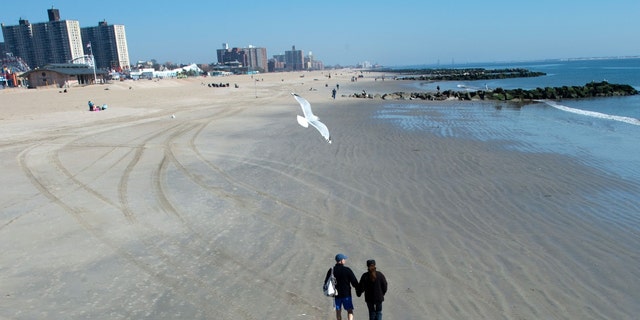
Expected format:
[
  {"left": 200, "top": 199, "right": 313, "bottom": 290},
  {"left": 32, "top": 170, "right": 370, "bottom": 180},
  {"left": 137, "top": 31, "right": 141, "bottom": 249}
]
[{"left": 324, "top": 253, "right": 388, "bottom": 320}]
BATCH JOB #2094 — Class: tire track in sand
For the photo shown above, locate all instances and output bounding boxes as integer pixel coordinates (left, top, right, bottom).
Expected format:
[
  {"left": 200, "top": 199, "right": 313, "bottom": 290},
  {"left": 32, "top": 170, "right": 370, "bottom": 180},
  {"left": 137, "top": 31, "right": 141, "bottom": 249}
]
[{"left": 18, "top": 120, "right": 247, "bottom": 318}]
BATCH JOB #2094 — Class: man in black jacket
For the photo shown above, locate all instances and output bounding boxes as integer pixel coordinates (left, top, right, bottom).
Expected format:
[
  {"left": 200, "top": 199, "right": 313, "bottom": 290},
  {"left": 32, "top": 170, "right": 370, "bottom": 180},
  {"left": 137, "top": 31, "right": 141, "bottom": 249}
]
[{"left": 324, "top": 253, "right": 359, "bottom": 320}]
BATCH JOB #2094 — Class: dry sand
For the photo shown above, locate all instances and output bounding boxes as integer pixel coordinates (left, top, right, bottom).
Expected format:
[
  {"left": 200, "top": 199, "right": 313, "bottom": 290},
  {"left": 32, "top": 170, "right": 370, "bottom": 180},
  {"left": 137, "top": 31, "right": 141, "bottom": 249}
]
[{"left": 1, "top": 70, "right": 639, "bottom": 319}]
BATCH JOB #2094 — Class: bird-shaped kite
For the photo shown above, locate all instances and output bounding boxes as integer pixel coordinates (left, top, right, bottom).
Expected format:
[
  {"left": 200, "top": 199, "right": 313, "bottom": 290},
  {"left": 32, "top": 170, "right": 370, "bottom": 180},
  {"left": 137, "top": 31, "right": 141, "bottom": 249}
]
[{"left": 292, "top": 93, "right": 332, "bottom": 144}]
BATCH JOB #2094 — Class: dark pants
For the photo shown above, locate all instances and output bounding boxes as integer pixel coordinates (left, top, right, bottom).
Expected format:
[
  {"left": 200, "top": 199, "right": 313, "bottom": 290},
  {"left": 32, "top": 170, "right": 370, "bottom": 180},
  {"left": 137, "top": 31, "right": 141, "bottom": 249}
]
[{"left": 366, "top": 301, "right": 382, "bottom": 320}]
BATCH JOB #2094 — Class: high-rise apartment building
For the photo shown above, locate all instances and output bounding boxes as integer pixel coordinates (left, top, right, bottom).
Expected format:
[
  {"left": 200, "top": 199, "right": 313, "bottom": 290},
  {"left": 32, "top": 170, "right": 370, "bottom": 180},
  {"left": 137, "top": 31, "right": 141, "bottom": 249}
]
[
  {"left": 1, "top": 20, "right": 33, "bottom": 68},
  {"left": 2, "top": 8, "right": 130, "bottom": 71},
  {"left": 217, "top": 46, "right": 247, "bottom": 66},
  {"left": 81, "top": 20, "right": 130, "bottom": 70},
  {"left": 285, "top": 45, "right": 304, "bottom": 71},
  {"left": 244, "top": 46, "right": 268, "bottom": 73},
  {"left": 217, "top": 44, "right": 268, "bottom": 72},
  {"left": 1, "top": 8, "right": 84, "bottom": 69}
]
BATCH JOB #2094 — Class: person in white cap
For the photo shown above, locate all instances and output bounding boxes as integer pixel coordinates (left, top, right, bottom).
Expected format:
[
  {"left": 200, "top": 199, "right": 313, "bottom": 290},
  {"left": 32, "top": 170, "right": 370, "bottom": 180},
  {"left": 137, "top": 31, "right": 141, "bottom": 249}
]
[{"left": 324, "top": 253, "right": 359, "bottom": 320}]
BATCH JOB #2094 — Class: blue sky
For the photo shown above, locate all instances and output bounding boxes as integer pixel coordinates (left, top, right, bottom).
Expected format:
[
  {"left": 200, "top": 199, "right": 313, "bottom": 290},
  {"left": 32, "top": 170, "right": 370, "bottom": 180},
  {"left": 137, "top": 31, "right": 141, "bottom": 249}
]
[{"left": 1, "top": 0, "right": 638, "bottom": 66}]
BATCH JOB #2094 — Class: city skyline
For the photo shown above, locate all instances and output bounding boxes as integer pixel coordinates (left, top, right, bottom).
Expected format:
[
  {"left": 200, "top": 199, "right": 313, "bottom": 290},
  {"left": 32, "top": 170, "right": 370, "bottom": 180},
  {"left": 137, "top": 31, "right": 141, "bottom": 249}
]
[{"left": 1, "top": 0, "right": 639, "bottom": 67}]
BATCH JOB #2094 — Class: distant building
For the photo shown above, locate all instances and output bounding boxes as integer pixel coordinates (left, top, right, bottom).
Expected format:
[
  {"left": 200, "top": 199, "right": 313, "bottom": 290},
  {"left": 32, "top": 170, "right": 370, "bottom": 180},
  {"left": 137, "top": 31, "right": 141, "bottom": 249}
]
[
  {"left": 305, "top": 51, "right": 324, "bottom": 70},
  {"left": 358, "top": 61, "right": 372, "bottom": 68},
  {"left": 310, "top": 59, "right": 324, "bottom": 70},
  {"left": 1, "top": 8, "right": 85, "bottom": 69},
  {"left": 305, "top": 51, "right": 314, "bottom": 70},
  {"left": 217, "top": 44, "right": 268, "bottom": 73},
  {"left": 272, "top": 54, "right": 285, "bottom": 63},
  {"left": 81, "top": 20, "right": 130, "bottom": 71},
  {"left": 1, "top": 7, "right": 130, "bottom": 74},
  {"left": 129, "top": 63, "right": 203, "bottom": 79},
  {"left": 268, "top": 54, "right": 286, "bottom": 72},
  {"left": 244, "top": 45, "right": 268, "bottom": 73},
  {"left": 217, "top": 47, "right": 247, "bottom": 66},
  {"left": 21, "top": 63, "right": 107, "bottom": 88},
  {"left": 285, "top": 45, "right": 304, "bottom": 71}
]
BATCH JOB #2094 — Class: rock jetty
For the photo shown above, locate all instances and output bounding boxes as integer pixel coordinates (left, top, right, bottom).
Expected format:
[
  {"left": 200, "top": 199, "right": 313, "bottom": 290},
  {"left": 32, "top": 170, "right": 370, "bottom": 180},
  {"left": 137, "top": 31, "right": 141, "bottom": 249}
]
[
  {"left": 387, "top": 68, "right": 546, "bottom": 81},
  {"left": 351, "top": 81, "right": 638, "bottom": 102}
]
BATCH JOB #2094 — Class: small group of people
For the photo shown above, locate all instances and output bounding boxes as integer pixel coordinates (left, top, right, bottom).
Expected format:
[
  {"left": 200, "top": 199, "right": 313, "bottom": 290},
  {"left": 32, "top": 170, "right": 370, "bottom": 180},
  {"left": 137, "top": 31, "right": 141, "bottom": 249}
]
[
  {"left": 324, "top": 253, "right": 388, "bottom": 320},
  {"left": 88, "top": 100, "right": 107, "bottom": 112},
  {"left": 206, "top": 82, "right": 230, "bottom": 88}
]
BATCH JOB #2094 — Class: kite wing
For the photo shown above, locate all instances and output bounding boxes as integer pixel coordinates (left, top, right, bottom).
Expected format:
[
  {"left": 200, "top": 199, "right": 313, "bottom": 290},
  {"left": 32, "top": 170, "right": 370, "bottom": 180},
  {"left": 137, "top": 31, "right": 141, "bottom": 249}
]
[
  {"left": 296, "top": 115, "right": 309, "bottom": 128},
  {"left": 292, "top": 93, "right": 318, "bottom": 121},
  {"left": 309, "top": 119, "right": 332, "bottom": 144}
]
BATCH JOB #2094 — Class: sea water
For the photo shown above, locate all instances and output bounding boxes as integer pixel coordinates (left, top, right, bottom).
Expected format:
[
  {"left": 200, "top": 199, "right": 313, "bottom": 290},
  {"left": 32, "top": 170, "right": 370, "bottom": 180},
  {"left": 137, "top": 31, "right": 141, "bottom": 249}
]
[{"left": 377, "top": 58, "right": 640, "bottom": 227}]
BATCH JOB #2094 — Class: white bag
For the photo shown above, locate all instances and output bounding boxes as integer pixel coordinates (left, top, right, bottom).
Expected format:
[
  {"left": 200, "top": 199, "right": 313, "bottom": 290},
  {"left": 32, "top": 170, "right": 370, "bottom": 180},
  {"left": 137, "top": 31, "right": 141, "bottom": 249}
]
[{"left": 323, "top": 267, "right": 338, "bottom": 297}]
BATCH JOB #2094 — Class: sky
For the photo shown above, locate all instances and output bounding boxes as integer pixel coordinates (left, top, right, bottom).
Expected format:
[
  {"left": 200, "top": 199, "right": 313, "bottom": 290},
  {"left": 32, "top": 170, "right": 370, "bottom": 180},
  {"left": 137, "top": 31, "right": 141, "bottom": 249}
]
[{"left": 1, "top": 0, "right": 639, "bottom": 67}]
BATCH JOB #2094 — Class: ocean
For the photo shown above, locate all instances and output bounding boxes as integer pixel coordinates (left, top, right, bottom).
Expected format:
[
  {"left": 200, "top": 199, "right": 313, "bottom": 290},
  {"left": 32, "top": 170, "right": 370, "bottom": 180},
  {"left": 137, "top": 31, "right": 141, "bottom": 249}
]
[{"left": 377, "top": 58, "right": 640, "bottom": 228}]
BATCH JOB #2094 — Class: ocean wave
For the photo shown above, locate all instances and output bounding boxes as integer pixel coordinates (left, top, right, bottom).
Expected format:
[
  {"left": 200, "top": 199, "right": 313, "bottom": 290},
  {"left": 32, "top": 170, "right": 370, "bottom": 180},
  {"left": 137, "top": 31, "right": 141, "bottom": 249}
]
[{"left": 537, "top": 100, "right": 640, "bottom": 126}]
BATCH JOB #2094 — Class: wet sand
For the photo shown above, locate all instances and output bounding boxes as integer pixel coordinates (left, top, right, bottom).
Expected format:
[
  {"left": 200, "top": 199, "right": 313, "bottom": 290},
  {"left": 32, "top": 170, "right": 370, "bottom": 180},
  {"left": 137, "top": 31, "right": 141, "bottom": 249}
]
[{"left": 1, "top": 71, "right": 639, "bottom": 319}]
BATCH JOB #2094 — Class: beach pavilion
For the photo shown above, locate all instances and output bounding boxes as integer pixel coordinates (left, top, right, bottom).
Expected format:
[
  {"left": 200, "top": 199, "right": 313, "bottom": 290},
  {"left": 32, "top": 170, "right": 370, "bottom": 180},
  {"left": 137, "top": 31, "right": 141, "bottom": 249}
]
[{"left": 21, "top": 63, "right": 107, "bottom": 88}]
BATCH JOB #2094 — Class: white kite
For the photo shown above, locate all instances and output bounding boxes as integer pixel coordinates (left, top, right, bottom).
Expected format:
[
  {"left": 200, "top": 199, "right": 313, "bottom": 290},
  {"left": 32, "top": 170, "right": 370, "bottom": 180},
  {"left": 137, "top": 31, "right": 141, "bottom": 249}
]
[{"left": 292, "top": 93, "right": 332, "bottom": 144}]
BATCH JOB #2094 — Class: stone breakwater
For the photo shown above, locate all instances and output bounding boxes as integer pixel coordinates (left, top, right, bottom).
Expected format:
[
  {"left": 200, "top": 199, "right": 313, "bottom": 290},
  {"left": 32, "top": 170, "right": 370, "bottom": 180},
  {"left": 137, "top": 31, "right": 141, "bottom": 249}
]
[
  {"left": 350, "top": 81, "right": 638, "bottom": 102},
  {"left": 390, "top": 68, "right": 546, "bottom": 81}
]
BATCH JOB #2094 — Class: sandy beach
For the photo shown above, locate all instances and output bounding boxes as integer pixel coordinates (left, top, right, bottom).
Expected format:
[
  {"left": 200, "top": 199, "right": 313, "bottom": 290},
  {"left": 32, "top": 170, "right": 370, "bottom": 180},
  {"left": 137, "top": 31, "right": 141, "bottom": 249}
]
[{"left": 1, "top": 70, "right": 639, "bottom": 319}]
